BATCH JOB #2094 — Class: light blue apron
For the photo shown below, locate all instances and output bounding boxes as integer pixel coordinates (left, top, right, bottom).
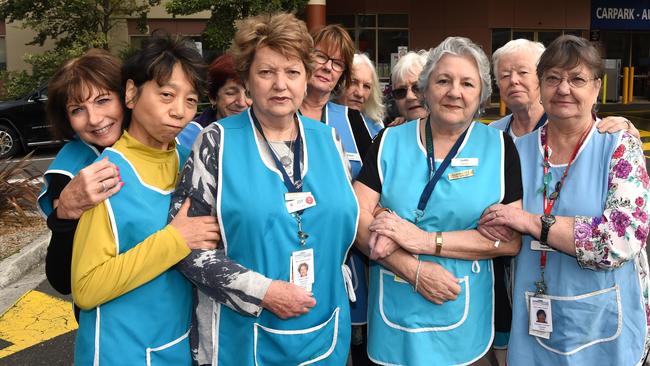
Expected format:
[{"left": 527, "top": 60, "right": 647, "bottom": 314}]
[
  {"left": 175, "top": 120, "right": 203, "bottom": 149},
  {"left": 37, "top": 138, "right": 99, "bottom": 217},
  {"left": 74, "top": 144, "right": 193, "bottom": 365},
  {"left": 368, "top": 120, "right": 504, "bottom": 365},
  {"left": 508, "top": 125, "right": 646, "bottom": 365},
  {"left": 325, "top": 102, "right": 363, "bottom": 178},
  {"left": 211, "top": 110, "right": 359, "bottom": 365}
]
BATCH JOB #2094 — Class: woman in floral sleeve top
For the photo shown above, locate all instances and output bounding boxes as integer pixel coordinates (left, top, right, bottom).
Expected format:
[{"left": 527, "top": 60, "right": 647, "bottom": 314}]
[{"left": 479, "top": 35, "right": 649, "bottom": 366}]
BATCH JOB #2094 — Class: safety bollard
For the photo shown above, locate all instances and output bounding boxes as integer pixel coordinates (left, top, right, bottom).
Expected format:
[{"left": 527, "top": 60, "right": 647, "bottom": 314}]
[
  {"left": 499, "top": 99, "right": 506, "bottom": 117},
  {"left": 629, "top": 66, "right": 634, "bottom": 103},
  {"left": 622, "top": 67, "right": 629, "bottom": 104},
  {"left": 602, "top": 73, "right": 607, "bottom": 104}
]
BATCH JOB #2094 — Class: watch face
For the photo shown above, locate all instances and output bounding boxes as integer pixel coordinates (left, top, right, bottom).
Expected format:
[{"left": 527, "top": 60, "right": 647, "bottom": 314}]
[{"left": 542, "top": 215, "right": 556, "bottom": 225}]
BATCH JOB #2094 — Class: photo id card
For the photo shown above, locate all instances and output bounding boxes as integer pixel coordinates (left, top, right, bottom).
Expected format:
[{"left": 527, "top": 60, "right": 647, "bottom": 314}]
[
  {"left": 531, "top": 240, "right": 556, "bottom": 252},
  {"left": 291, "top": 248, "right": 315, "bottom": 291},
  {"left": 529, "top": 296, "right": 553, "bottom": 336}
]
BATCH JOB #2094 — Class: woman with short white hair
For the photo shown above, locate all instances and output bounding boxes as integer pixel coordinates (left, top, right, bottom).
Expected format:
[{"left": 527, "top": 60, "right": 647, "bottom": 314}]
[
  {"left": 355, "top": 36, "right": 522, "bottom": 366},
  {"left": 387, "top": 50, "right": 428, "bottom": 125}
]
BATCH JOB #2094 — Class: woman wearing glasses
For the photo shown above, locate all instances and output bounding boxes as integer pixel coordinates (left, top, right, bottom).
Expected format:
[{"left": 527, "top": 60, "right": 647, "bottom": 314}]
[
  {"left": 480, "top": 35, "right": 650, "bottom": 365},
  {"left": 387, "top": 50, "right": 429, "bottom": 126}
]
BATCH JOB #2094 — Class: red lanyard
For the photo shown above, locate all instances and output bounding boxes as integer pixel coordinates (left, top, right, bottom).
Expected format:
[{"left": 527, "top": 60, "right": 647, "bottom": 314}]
[{"left": 539, "top": 122, "right": 592, "bottom": 270}]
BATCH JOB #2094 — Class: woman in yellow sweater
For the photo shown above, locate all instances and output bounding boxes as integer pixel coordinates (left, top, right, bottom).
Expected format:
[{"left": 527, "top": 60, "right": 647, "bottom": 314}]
[{"left": 71, "top": 36, "right": 220, "bottom": 365}]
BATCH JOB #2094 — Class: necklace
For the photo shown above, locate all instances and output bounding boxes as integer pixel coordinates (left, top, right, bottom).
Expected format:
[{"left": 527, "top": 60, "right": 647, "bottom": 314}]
[{"left": 268, "top": 128, "right": 297, "bottom": 170}]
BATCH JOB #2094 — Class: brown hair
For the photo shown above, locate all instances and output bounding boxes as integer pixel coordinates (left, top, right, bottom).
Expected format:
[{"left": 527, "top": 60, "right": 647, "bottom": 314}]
[
  {"left": 207, "top": 54, "right": 242, "bottom": 100},
  {"left": 47, "top": 49, "right": 123, "bottom": 140},
  {"left": 311, "top": 24, "right": 355, "bottom": 92},
  {"left": 230, "top": 13, "right": 314, "bottom": 83},
  {"left": 536, "top": 35, "right": 603, "bottom": 80}
]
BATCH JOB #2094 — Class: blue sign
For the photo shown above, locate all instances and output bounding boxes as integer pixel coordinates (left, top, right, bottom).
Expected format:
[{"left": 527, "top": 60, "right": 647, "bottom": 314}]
[{"left": 591, "top": 0, "right": 650, "bottom": 30}]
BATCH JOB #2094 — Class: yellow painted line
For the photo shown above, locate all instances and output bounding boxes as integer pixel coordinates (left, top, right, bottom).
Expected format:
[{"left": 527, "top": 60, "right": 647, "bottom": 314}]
[
  {"left": 644, "top": 142, "right": 650, "bottom": 152},
  {"left": 0, "top": 291, "right": 77, "bottom": 358}
]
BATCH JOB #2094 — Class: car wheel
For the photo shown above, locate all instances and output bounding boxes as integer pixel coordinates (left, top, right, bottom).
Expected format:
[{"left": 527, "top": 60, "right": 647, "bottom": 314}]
[{"left": 0, "top": 123, "right": 20, "bottom": 159}]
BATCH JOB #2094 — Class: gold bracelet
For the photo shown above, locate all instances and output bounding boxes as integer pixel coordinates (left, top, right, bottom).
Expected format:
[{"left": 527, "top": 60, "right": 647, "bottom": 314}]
[
  {"left": 435, "top": 232, "right": 443, "bottom": 255},
  {"left": 414, "top": 260, "right": 422, "bottom": 292}
]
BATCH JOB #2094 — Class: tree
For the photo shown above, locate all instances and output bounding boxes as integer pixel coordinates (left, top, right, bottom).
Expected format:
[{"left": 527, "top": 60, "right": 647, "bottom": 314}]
[
  {"left": 165, "top": 0, "right": 309, "bottom": 52},
  {"left": 0, "top": 0, "right": 160, "bottom": 98}
]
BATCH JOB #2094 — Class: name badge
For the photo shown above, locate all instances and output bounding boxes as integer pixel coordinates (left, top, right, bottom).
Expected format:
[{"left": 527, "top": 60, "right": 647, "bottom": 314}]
[
  {"left": 529, "top": 296, "right": 553, "bottom": 338},
  {"left": 285, "top": 192, "right": 316, "bottom": 214},
  {"left": 531, "top": 240, "right": 556, "bottom": 252},
  {"left": 345, "top": 152, "right": 361, "bottom": 162},
  {"left": 448, "top": 169, "right": 474, "bottom": 180},
  {"left": 451, "top": 157, "right": 479, "bottom": 167},
  {"left": 290, "top": 248, "right": 315, "bottom": 291}
]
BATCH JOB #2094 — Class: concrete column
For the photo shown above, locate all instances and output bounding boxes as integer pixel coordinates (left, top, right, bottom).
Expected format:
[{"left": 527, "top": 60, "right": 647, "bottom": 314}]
[{"left": 306, "top": 0, "right": 326, "bottom": 32}]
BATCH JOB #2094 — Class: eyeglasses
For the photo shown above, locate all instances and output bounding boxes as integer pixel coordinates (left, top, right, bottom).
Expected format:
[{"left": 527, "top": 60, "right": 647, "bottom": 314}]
[
  {"left": 391, "top": 83, "right": 420, "bottom": 100},
  {"left": 312, "top": 50, "right": 346, "bottom": 72},
  {"left": 541, "top": 75, "right": 597, "bottom": 88}
]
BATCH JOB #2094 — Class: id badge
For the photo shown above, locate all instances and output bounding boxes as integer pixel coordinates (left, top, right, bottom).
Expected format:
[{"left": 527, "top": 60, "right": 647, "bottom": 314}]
[
  {"left": 531, "top": 240, "right": 556, "bottom": 252},
  {"left": 291, "top": 248, "right": 315, "bottom": 291},
  {"left": 529, "top": 296, "right": 553, "bottom": 338},
  {"left": 285, "top": 192, "right": 316, "bottom": 214},
  {"left": 451, "top": 157, "right": 479, "bottom": 167}
]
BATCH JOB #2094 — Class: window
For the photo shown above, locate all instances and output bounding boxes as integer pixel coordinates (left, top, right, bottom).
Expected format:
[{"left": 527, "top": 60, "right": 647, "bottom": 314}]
[{"left": 327, "top": 14, "right": 409, "bottom": 79}]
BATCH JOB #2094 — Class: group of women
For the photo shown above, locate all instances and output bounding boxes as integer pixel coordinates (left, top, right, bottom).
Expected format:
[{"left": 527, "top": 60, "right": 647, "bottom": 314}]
[{"left": 36, "top": 11, "right": 648, "bottom": 366}]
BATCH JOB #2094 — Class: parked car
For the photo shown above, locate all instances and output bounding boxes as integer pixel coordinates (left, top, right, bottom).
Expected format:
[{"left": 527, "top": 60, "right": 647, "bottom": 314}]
[{"left": 0, "top": 86, "right": 62, "bottom": 159}]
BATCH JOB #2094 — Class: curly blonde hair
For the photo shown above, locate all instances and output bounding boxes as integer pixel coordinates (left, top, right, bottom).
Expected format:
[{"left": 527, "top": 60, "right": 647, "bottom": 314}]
[{"left": 230, "top": 13, "right": 314, "bottom": 83}]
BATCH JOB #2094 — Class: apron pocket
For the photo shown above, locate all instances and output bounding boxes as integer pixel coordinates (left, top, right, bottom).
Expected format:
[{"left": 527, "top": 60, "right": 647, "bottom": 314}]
[
  {"left": 379, "top": 268, "right": 469, "bottom": 332},
  {"left": 146, "top": 329, "right": 191, "bottom": 366},
  {"left": 524, "top": 285, "right": 622, "bottom": 355},
  {"left": 254, "top": 307, "right": 339, "bottom": 366}
]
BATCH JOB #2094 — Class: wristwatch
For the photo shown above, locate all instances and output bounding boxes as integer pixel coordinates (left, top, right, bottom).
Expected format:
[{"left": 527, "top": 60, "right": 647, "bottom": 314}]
[{"left": 540, "top": 214, "right": 556, "bottom": 245}]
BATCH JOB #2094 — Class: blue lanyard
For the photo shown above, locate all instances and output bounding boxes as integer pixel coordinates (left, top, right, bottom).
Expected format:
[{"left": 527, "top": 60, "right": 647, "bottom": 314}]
[
  {"left": 251, "top": 108, "right": 303, "bottom": 193},
  {"left": 505, "top": 113, "right": 547, "bottom": 136},
  {"left": 415, "top": 117, "right": 468, "bottom": 223}
]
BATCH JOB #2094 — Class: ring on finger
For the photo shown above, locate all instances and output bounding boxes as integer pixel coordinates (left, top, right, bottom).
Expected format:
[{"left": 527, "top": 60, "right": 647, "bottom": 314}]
[
  {"left": 100, "top": 181, "right": 107, "bottom": 193},
  {"left": 625, "top": 119, "right": 632, "bottom": 129}
]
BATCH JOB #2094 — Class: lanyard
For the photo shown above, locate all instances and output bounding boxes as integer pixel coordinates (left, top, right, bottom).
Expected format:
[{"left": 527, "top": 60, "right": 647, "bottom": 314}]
[
  {"left": 251, "top": 108, "right": 303, "bottom": 193},
  {"left": 536, "top": 121, "right": 592, "bottom": 294},
  {"left": 415, "top": 117, "right": 469, "bottom": 223},
  {"left": 505, "top": 113, "right": 547, "bottom": 137}
]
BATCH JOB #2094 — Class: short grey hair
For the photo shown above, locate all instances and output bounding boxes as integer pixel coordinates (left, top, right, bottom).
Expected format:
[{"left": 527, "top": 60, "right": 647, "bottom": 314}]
[
  {"left": 492, "top": 38, "right": 545, "bottom": 76},
  {"left": 352, "top": 53, "right": 386, "bottom": 123},
  {"left": 418, "top": 37, "right": 492, "bottom": 117},
  {"left": 391, "top": 50, "right": 428, "bottom": 86}
]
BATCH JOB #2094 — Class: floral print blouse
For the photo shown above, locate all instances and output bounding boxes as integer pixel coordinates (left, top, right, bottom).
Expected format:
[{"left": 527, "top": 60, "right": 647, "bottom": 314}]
[{"left": 573, "top": 131, "right": 650, "bottom": 353}]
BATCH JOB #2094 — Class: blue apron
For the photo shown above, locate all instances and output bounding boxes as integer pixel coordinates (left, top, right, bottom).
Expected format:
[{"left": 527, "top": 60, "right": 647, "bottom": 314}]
[
  {"left": 74, "top": 144, "right": 193, "bottom": 366},
  {"left": 361, "top": 113, "right": 383, "bottom": 137},
  {"left": 175, "top": 121, "right": 203, "bottom": 149},
  {"left": 325, "top": 102, "right": 363, "bottom": 178},
  {"left": 37, "top": 138, "right": 99, "bottom": 217},
  {"left": 508, "top": 125, "right": 646, "bottom": 365},
  {"left": 368, "top": 120, "right": 504, "bottom": 365},
  {"left": 212, "top": 110, "right": 358, "bottom": 365}
]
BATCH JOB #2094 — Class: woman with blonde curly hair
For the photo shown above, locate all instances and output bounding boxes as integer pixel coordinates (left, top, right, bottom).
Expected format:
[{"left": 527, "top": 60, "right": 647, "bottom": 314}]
[{"left": 170, "top": 13, "right": 358, "bottom": 365}]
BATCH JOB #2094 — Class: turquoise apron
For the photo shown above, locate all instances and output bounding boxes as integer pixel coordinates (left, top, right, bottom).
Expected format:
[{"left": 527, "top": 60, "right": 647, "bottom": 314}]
[
  {"left": 508, "top": 124, "right": 646, "bottom": 365},
  {"left": 37, "top": 138, "right": 99, "bottom": 217},
  {"left": 368, "top": 120, "right": 504, "bottom": 365},
  {"left": 211, "top": 110, "right": 359, "bottom": 365},
  {"left": 74, "top": 144, "right": 193, "bottom": 365},
  {"left": 175, "top": 120, "right": 203, "bottom": 149}
]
